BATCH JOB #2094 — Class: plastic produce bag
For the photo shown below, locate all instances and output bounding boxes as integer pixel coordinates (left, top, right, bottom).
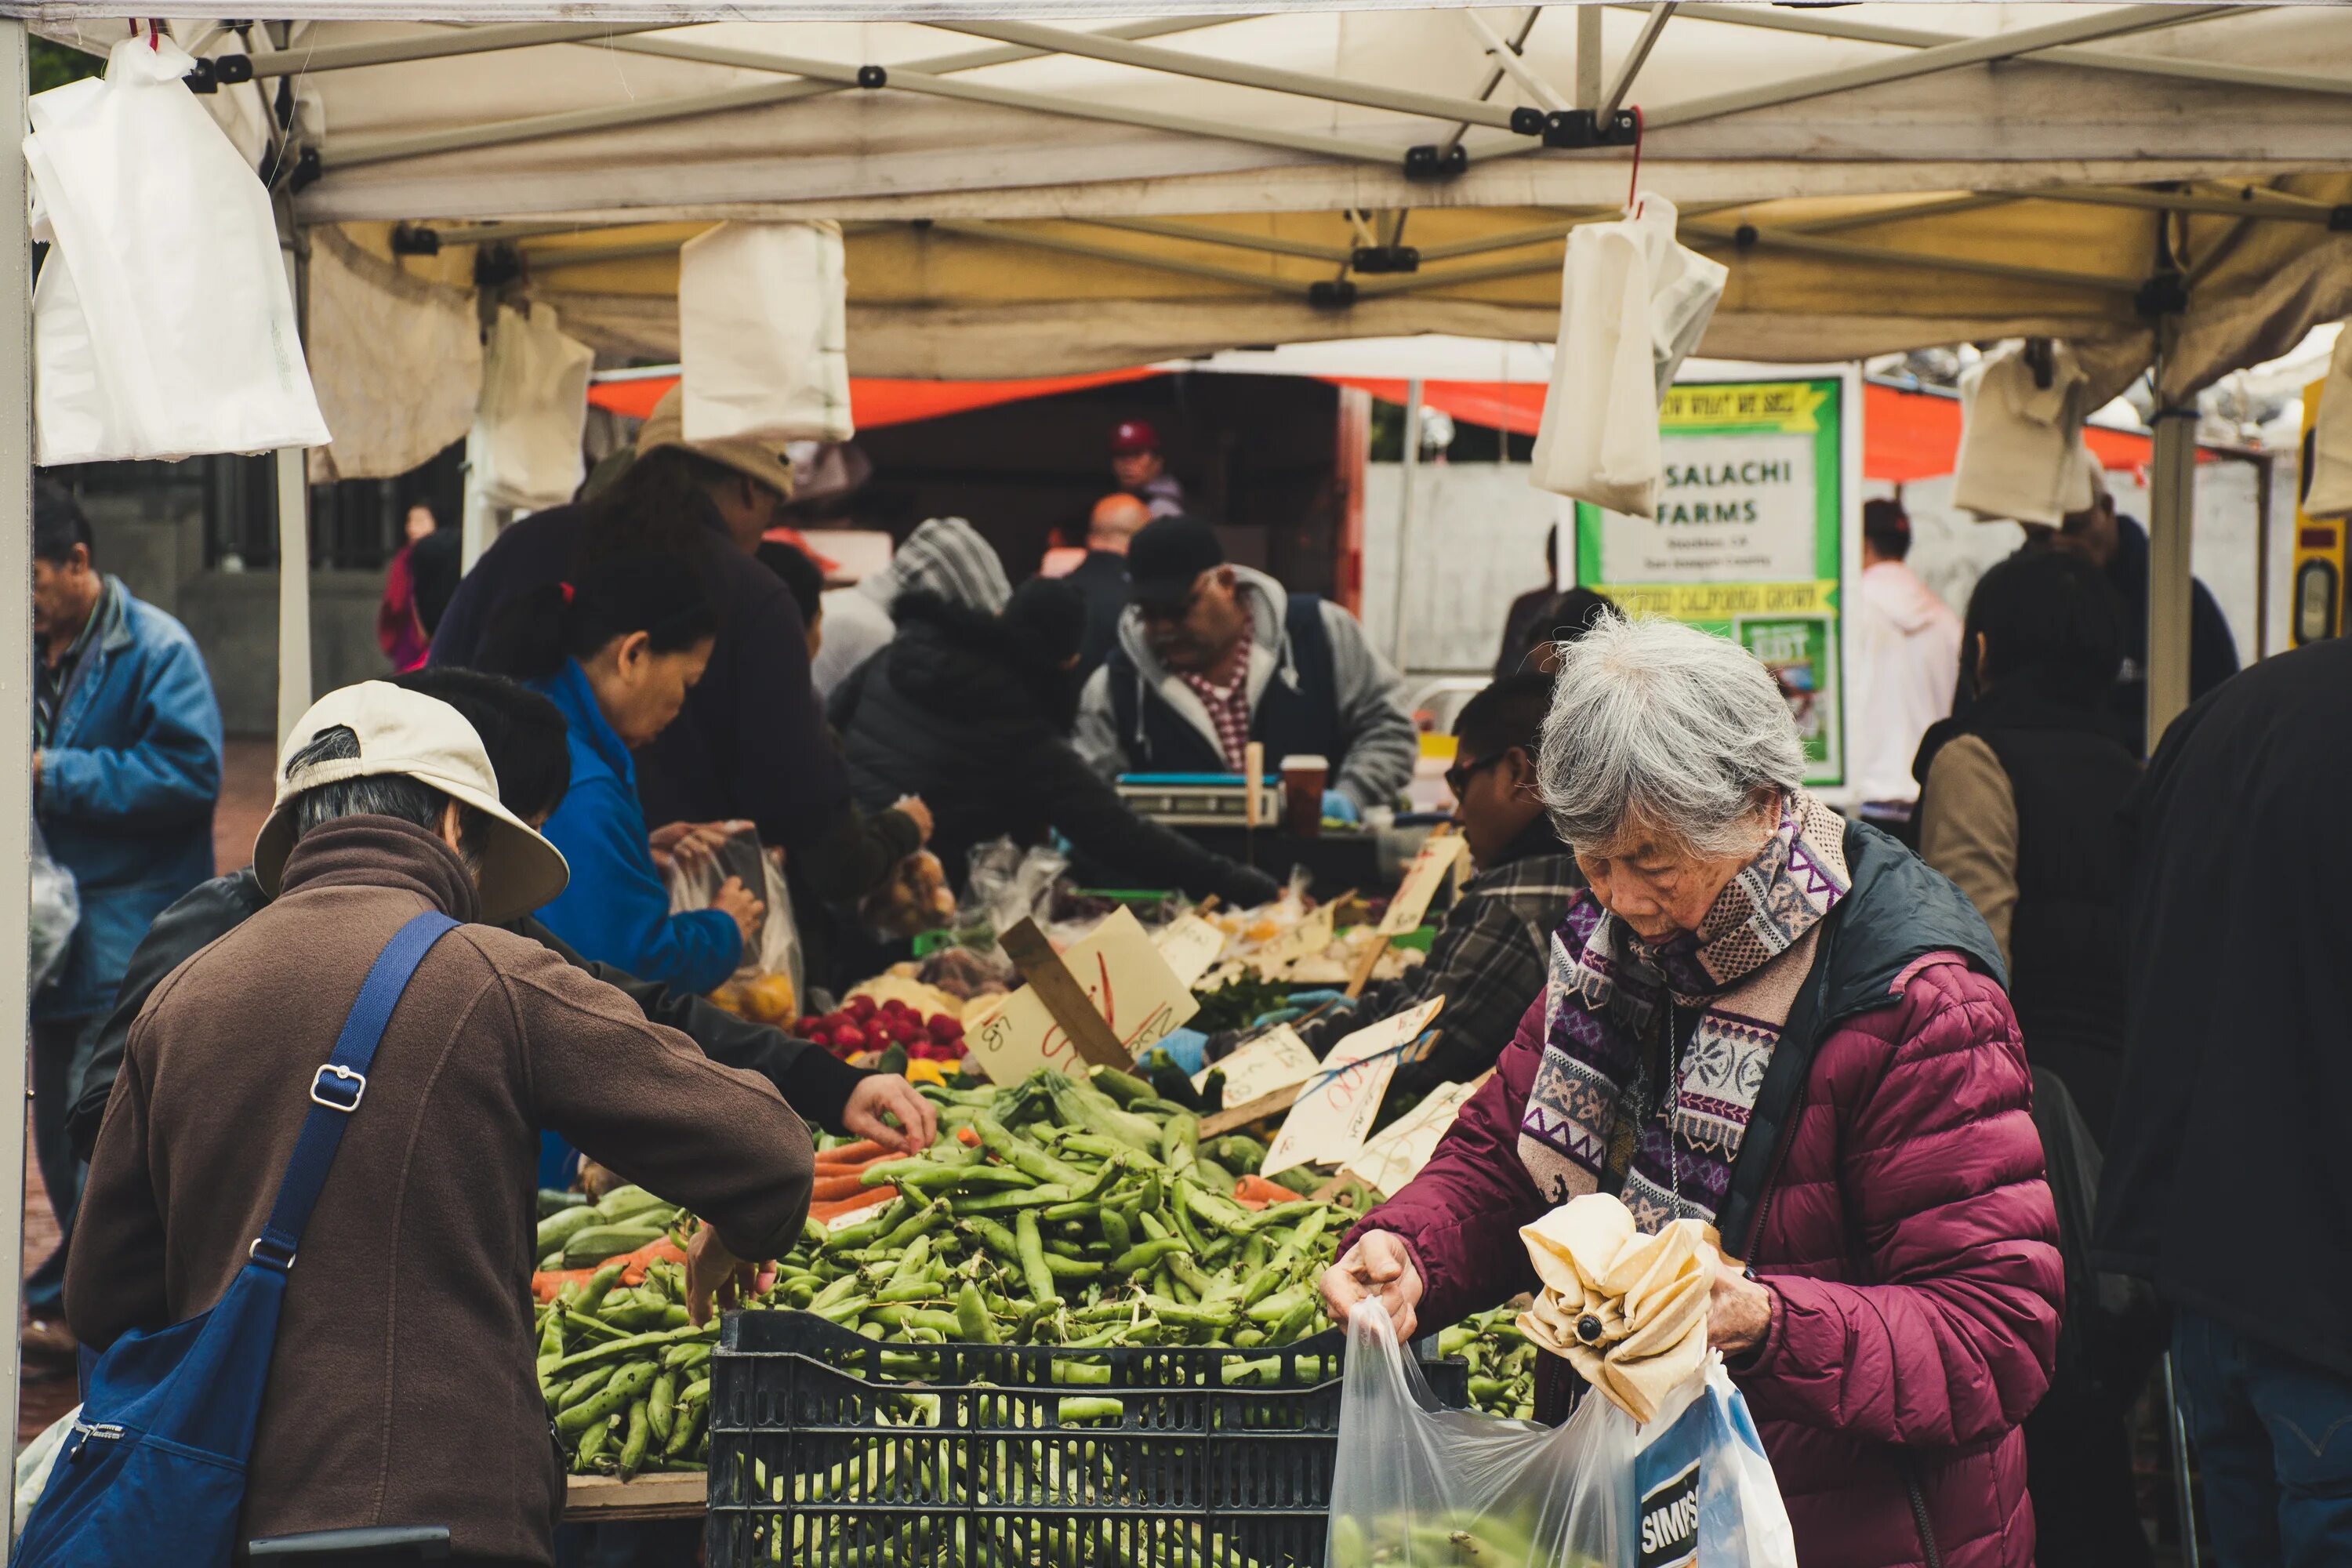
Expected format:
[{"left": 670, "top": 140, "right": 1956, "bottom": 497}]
[
  {"left": 29, "top": 823, "right": 78, "bottom": 993},
  {"left": 1329, "top": 1306, "right": 1796, "bottom": 1568},
  {"left": 662, "top": 826, "right": 803, "bottom": 1017},
  {"left": 1530, "top": 194, "right": 1726, "bottom": 520},
  {"left": 956, "top": 837, "right": 1069, "bottom": 943},
  {"left": 678, "top": 220, "right": 854, "bottom": 445},
  {"left": 466, "top": 303, "right": 594, "bottom": 514},
  {"left": 27, "top": 34, "right": 330, "bottom": 464}
]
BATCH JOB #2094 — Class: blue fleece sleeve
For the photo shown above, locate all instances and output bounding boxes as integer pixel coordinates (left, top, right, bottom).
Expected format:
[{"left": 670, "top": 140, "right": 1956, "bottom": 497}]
[{"left": 535, "top": 775, "right": 746, "bottom": 996}]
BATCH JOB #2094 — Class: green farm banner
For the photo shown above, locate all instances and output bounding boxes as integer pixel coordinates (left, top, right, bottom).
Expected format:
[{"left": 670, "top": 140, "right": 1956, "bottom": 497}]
[{"left": 1574, "top": 377, "right": 1849, "bottom": 786}]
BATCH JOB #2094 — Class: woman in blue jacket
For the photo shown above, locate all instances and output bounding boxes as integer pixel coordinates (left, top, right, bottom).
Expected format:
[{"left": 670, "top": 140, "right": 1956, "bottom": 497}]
[{"left": 485, "top": 553, "right": 762, "bottom": 995}]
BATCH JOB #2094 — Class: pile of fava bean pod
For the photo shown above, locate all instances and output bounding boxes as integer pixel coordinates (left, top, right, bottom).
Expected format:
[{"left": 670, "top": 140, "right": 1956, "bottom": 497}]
[
  {"left": 760, "top": 1067, "right": 1357, "bottom": 1358},
  {"left": 536, "top": 1066, "right": 1366, "bottom": 1479}
]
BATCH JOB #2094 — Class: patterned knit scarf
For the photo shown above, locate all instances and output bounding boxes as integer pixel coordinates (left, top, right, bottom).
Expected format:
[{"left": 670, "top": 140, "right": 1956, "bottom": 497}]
[{"left": 1518, "top": 792, "right": 1849, "bottom": 1234}]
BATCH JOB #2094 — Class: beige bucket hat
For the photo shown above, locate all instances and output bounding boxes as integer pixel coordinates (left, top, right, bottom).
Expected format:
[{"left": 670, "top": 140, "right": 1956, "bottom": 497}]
[{"left": 253, "top": 681, "right": 570, "bottom": 924}]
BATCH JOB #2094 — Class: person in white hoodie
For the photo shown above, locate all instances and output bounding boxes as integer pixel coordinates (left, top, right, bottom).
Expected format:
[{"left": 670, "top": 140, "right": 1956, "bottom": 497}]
[{"left": 1852, "top": 499, "right": 1962, "bottom": 830}]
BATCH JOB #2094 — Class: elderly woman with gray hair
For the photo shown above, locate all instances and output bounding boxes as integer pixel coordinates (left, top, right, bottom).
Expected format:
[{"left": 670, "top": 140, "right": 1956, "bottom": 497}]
[{"left": 1323, "top": 615, "right": 2062, "bottom": 1568}]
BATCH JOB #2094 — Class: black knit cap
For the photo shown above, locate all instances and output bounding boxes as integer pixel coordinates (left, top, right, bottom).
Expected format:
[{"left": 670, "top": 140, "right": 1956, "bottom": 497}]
[
  {"left": 1124, "top": 515, "right": 1225, "bottom": 608},
  {"left": 1004, "top": 577, "right": 1088, "bottom": 667}
]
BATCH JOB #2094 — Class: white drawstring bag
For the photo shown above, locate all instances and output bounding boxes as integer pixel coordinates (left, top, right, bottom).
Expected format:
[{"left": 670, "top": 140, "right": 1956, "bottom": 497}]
[
  {"left": 2301, "top": 323, "right": 2352, "bottom": 519},
  {"left": 678, "top": 220, "right": 854, "bottom": 446},
  {"left": 1952, "top": 340, "right": 2094, "bottom": 525},
  {"left": 1530, "top": 195, "right": 1726, "bottom": 520},
  {"left": 466, "top": 302, "right": 593, "bottom": 514},
  {"left": 26, "top": 34, "right": 329, "bottom": 464}
]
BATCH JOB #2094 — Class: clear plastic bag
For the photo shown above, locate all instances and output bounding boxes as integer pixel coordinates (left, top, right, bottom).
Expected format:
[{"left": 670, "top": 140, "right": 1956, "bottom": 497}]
[
  {"left": 1329, "top": 1307, "right": 1796, "bottom": 1568},
  {"left": 662, "top": 826, "right": 803, "bottom": 1014},
  {"left": 955, "top": 837, "right": 1069, "bottom": 942},
  {"left": 29, "top": 826, "right": 78, "bottom": 993}
]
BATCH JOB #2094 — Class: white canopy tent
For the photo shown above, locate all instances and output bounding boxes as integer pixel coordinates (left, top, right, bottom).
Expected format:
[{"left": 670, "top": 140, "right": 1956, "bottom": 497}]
[{"left": 0, "top": 2, "right": 2349, "bottom": 1508}]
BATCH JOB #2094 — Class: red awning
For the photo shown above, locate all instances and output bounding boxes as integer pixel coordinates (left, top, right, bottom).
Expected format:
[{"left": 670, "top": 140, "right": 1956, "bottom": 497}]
[
  {"left": 589, "top": 365, "right": 2185, "bottom": 484},
  {"left": 586, "top": 366, "right": 1163, "bottom": 427}
]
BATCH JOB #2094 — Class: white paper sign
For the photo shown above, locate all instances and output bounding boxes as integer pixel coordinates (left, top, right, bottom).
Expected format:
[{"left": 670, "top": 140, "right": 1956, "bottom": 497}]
[
  {"left": 1261, "top": 996, "right": 1445, "bottom": 1178},
  {"left": 1340, "top": 1073, "right": 1488, "bottom": 1198},
  {"left": 1194, "top": 1024, "right": 1319, "bottom": 1106},
  {"left": 964, "top": 907, "right": 1200, "bottom": 1083},
  {"left": 1380, "top": 833, "right": 1469, "bottom": 936},
  {"left": 1255, "top": 902, "right": 1338, "bottom": 976},
  {"left": 1154, "top": 914, "right": 1228, "bottom": 991}
]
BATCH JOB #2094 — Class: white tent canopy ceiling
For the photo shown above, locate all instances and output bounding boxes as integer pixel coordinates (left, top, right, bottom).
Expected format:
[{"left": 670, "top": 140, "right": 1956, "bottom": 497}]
[{"left": 23, "top": 2, "right": 2352, "bottom": 401}]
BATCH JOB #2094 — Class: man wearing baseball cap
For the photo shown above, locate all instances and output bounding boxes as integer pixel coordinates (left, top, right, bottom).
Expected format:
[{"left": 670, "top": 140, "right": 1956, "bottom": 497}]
[
  {"left": 1075, "top": 516, "right": 1417, "bottom": 822},
  {"left": 68, "top": 681, "right": 815, "bottom": 1564},
  {"left": 1110, "top": 418, "right": 1187, "bottom": 520}
]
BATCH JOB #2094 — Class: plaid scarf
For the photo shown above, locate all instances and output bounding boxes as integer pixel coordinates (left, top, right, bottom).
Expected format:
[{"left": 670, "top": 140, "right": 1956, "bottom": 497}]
[{"left": 1517, "top": 792, "right": 1849, "bottom": 1234}]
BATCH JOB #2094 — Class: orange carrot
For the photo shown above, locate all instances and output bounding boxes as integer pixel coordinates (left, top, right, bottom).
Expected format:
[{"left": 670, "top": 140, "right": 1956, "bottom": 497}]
[
  {"left": 811, "top": 1172, "right": 873, "bottom": 1202},
  {"left": 1232, "top": 1174, "right": 1303, "bottom": 1212},
  {"left": 955, "top": 1126, "right": 982, "bottom": 1148},
  {"left": 528, "top": 1235, "right": 690, "bottom": 1303},
  {"left": 808, "top": 1185, "right": 898, "bottom": 1223},
  {"left": 815, "top": 1138, "right": 888, "bottom": 1166}
]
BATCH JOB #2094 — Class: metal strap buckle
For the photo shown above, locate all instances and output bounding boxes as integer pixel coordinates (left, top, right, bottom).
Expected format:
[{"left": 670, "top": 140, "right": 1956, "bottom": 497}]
[
  {"left": 310, "top": 1063, "right": 367, "bottom": 1113},
  {"left": 249, "top": 1236, "right": 297, "bottom": 1270}
]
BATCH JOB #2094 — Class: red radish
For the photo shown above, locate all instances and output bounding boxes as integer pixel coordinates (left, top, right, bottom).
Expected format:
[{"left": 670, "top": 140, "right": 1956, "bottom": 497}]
[
  {"left": 848, "top": 996, "right": 878, "bottom": 1021},
  {"left": 833, "top": 1023, "right": 867, "bottom": 1053},
  {"left": 927, "top": 1014, "right": 962, "bottom": 1041}
]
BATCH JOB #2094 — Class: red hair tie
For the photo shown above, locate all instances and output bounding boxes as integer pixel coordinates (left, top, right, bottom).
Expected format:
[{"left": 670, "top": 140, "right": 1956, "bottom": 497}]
[{"left": 558, "top": 582, "right": 575, "bottom": 605}]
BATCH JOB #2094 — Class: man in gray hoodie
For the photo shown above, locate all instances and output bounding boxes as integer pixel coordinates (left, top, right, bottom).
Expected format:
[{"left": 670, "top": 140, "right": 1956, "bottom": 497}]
[{"left": 1073, "top": 517, "right": 1417, "bottom": 820}]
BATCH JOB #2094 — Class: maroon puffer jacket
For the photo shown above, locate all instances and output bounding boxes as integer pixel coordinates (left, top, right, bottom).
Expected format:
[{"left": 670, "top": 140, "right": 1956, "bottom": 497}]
[{"left": 1352, "top": 954, "right": 2061, "bottom": 1568}]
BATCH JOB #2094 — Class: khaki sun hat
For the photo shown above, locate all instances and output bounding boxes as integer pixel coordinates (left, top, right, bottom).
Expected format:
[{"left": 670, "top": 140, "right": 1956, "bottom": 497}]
[
  {"left": 635, "top": 383, "right": 796, "bottom": 500},
  {"left": 253, "top": 681, "right": 570, "bottom": 924}
]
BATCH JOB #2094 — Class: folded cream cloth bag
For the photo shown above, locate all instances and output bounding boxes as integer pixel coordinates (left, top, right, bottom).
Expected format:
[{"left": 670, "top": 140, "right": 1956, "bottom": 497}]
[{"left": 1517, "top": 1193, "right": 1713, "bottom": 1424}]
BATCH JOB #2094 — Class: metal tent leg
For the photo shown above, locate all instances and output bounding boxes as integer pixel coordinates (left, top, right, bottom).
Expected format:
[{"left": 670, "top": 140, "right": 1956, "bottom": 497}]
[
  {"left": 2161, "top": 1351, "right": 2201, "bottom": 1568},
  {"left": 0, "top": 17, "right": 36, "bottom": 1537},
  {"left": 275, "top": 245, "right": 312, "bottom": 746},
  {"left": 1391, "top": 378, "right": 1424, "bottom": 671},
  {"left": 2147, "top": 405, "right": 2198, "bottom": 752}
]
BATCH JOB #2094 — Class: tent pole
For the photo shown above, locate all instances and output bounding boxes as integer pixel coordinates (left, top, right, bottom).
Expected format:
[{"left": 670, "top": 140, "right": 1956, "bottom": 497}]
[
  {"left": 1458, "top": 10, "right": 1568, "bottom": 114},
  {"left": 325, "top": 18, "right": 1244, "bottom": 171},
  {"left": 927, "top": 221, "right": 1320, "bottom": 298},
  {"left": 1392, "top": 379, "right": 1425, "bottom": 671},
  {"left": 275, "top": 234, "right": 312, "bottom": 746},
  {"left": 1075, "top": 217, "right": 1352, "bottom": 264},
  {"left": 1598, "top": 2, "right": 1679, "bottom": 125},
  {"left": 1643, "top": 1, "right": 2352, "bottom": 102},
  {"left": 1577, "top": 5, "right": 1605, "bottom": 110},
  {"left": 245, "top": 20, "right": 673, "bottom": 78},
  {"left": 931, "top": 20, "right": 1532, "bottom": 132},
  {"left": 2147, "top": 401, "right": 2198, "bottom": 751},
  {"left": 0, "top": 20, "right": 33, "bottom": 1521}
]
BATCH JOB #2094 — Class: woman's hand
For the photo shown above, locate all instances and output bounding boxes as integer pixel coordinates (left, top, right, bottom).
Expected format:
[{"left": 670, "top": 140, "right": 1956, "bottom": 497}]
[
  {"left": 1707, "top": 1256, "right": 1774, "bottom": 1357},
  {"left": 842, "top": 1074, "right": 938, "bottom": 1152},
  {"left": 891, "top": 795, "right": 935, "bottom": 845},
  {"left": 651, "top": 818, "right": 750, "bottom": 877},
  {"left": 1319, "top": 1232, "right": 1425, "bottom": 1341},
  {"left": 713, "top": 875, "right": 767, "bottom": 947},
  {"left": 684, "top": 1224, "right": 775, "bottom": 1327}
]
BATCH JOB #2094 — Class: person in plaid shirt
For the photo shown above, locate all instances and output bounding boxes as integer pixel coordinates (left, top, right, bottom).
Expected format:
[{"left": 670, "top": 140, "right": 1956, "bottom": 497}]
[{"left": 1290, "top": 673, "right": 1581, "bottom": 1111}]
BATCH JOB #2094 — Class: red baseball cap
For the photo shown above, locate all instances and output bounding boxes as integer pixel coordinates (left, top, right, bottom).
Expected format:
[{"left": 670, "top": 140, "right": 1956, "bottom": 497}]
[{"left": 1111, "top": 419, "right": 1160, "bottom": 456}]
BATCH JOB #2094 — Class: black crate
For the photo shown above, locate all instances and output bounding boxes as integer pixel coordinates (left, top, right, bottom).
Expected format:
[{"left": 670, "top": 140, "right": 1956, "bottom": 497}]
[{"left": 704, "top": 1310, "right": 1465, "bottom": 1567}]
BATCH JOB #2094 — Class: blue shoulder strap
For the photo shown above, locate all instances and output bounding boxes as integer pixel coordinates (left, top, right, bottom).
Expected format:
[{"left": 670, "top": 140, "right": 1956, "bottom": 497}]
[{"left": 247, "top": 910, "right": 458, "bottom": 1272}]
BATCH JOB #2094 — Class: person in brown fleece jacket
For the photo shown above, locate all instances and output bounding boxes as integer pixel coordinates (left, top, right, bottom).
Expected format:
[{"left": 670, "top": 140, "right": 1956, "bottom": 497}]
[{"left": 66, "top": 682, "right": 815, "bottom": 1566}]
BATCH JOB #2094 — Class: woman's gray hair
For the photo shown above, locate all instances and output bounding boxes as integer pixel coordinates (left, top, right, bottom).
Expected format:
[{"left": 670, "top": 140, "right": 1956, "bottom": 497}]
[{"left": 1537, "top": 613, "right": 1806, "bottom": 857}]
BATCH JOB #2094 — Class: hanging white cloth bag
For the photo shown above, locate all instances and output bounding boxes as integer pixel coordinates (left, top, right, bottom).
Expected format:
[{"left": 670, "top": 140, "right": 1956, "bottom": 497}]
[
  {"left": 1530, "top": 195, "right": 1726, "bottom": 519},
  {"left": 1951, "top": 340, "right": 2094, "bottom": 525},
  {"left": 2300, "top": 323, "right": 2352, "bottom": 520},
  {"left": 678, "top": 220, "right": 854, "bottom": 446},
  {"left": 26, "top": 34, "right": 328, "bottom": 464},
  {"left": 467, "top": 302, "right": 594, "bottom": 514}
]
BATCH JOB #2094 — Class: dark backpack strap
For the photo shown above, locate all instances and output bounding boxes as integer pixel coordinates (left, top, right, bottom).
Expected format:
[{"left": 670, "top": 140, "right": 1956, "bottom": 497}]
[{"left": 248, "top": 910, "right": 458, "bottom": 1272}]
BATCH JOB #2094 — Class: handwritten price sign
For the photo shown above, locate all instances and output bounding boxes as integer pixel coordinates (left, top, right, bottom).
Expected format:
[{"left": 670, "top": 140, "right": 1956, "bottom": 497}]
[
  {"left": 1261, "top": 996, "right": 1445, "bottom": 1177},
  {"left": 964, "top": 906, "right": 1199, "bottom": 1082}
]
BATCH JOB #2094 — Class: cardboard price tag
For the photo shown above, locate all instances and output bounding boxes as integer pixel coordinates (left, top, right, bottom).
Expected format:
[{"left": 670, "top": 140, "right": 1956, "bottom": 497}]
[
  {"left": 1379, "top": 832, "right": 1469, "bottom": 936},
  {"left": 1261, "top": 996, "right": 1444, "bottom": 1177},
  {"left": 1340, "top": 1073, "right": 1488, "bottom": 1199},
  {"left": 1153, "top": 913, "right": 1228, "bottom": 991},
  {"left": 964, "top": 906, "right": 1199, "bottom": 1082},
  {"left": 1193, "top": 1024, "right": 1318, "bottom": 1105}
]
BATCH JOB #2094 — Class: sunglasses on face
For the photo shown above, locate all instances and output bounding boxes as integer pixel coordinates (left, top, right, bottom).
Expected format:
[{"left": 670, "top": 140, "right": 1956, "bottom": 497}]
[{"left": 1445, "top": 750, "right": 1507, "bottom": 799}]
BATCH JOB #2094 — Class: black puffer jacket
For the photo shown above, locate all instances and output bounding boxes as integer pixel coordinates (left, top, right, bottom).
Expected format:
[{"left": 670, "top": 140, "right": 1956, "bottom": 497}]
[{"left": 831, "top": 593, "right": 1276, "bottom": 904}]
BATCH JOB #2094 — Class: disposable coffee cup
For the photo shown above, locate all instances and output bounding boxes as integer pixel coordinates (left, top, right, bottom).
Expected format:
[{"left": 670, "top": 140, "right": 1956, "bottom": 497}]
[{"left": 1279, "top": 754, "right": 1329, "bottom": 837}]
